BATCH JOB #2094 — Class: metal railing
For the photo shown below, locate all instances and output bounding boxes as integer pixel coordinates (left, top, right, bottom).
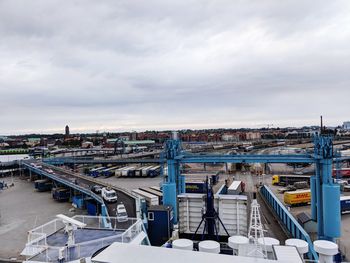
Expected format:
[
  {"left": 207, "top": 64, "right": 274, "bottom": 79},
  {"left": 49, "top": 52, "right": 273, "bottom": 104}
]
[
  {"left": 24, "top": 216, "right": 148, "bottom": 262},
  {"left": 260, "top": 185, "right": 318, "bottom": 260}
]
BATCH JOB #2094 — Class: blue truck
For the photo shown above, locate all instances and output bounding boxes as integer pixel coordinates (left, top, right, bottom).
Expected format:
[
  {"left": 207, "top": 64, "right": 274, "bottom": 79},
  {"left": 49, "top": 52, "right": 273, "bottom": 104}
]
[
  {"left": 89, "top": 167, "right": 105, "bottom": 177},
  {"left": 341, "top": 196, "right": 350, "bottom": 214},
  {"left": 52, "top": 187, "right": 70, "bottom": 202},
  {"left": 101, "top": 166, "right": 119, "bottom": 177},
  {"left": 34, "top": 179, "right": 52, "bottom": 192}
]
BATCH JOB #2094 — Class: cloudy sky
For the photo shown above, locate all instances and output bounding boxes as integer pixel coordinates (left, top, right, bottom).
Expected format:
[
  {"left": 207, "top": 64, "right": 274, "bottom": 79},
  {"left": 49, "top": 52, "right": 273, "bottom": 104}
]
[{"left": 0, "top": 0, "right": 349, "bottom": 135}]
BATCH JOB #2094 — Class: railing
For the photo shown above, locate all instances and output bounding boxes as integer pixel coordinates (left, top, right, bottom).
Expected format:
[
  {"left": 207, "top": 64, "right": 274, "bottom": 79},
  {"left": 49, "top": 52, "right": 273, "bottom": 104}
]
[
  {"left": 22, "top": 162, "right": 105, "bottom": 204},
  {"left": 120, "top": 218, "right": 150, "bottom": 245},
  {"left": 260, "top": 185, "right": 318, "bottom": 261},
  {"left": 41, "top": 163, "right": 137, "bottom": 203},
  {"left": 25, "top": 217, "right": 148, "bottom": 262}
]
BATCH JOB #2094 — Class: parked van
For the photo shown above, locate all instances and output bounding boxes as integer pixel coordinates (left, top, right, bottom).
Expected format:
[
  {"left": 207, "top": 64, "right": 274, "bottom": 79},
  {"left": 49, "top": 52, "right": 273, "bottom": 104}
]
[
  {"left": 116, "top": 204, "right": 128, "bottom": 222},
  {"left": 101, "top": 187, "right": 118, "bottom": 203}
]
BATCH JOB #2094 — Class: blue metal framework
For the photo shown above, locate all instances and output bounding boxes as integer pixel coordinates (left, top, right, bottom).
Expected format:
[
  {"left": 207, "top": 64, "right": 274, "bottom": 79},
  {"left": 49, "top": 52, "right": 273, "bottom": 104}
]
[
  {"left": 44, "top": 157, "right": 163, "bottom": 165},
  {"left": 260, "top": 185, "right": 318, "bottom": 260},
  {"left": 162, "top": 135, "right": 343, "bottom": 244},
  {"left": 23, "top": 163, "right": 109, "bottom": 217}
]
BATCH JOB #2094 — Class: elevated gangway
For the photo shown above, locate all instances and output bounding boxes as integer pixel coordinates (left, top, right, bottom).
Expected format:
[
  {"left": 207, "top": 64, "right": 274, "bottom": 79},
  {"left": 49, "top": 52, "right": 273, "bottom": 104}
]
[
  {"left": 22, "top": 161, "right": 139, "bottom": 218},
  {"left": 44, "top": 157, "right": 163, "bottom": 165},
  {"left": 22, "top": 162, "right": 110, "bottom": 217},
  {"left": 260, "top": 185, "right": 318, "bottom": 260}
]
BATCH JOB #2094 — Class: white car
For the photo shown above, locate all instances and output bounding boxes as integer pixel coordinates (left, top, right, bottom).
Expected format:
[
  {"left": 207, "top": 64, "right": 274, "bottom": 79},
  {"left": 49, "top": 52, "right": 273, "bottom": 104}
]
[
  {"left": 116, "top": 204, "right": 128, "bottom": 222},
  {"left": 101, "top": 187, "right": 118, "bottom": 203}
]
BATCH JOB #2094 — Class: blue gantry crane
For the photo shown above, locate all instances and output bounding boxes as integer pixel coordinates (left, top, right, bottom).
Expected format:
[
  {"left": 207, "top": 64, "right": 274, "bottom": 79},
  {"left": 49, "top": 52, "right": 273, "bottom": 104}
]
[{"left": 162, "top": 133, "right": 344, "bottom": 243}]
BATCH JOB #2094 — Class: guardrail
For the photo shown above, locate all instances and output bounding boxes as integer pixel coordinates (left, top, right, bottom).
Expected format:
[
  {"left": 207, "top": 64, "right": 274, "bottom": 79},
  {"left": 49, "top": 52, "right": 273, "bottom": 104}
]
[
  {"left": 43, "top": 157, "right": 163, "bottom": 165},
  {"left": 22, "top": 163, "right": 105, "bottom": 204},
  {"left": 47, "top": 164, "right": 137, "bottom": 201},
  {"left": 24, "top": 216, "right": 148, "bottom": 262},
  {"left": 260, "top": 185, "right": 318, "bottom": 260}
]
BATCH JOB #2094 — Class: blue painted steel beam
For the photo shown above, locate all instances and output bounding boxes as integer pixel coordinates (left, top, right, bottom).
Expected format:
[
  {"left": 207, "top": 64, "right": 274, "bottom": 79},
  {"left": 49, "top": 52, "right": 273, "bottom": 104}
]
[
  {"left": 44, "top": 158, "right": 163, "bottom": 165},
  {"left": 176, "top": 154, "right": 315, "bottom": 164},
  {"left": 23, "top": 163, "right": 104, "bottom": 205}
]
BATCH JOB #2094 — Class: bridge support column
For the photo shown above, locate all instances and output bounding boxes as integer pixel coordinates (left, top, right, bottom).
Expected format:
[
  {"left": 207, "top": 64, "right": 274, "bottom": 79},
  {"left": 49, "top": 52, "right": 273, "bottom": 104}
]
[
  {"left": 310, "top": 176, "right": 317, "bottom": 221},
  {"left": 163, "top": 138, "right": 181, "bottom": 224},
  {"left": 313, "top": 135, "right": 341, "bottom": 241},
  {"left": 101, "top": 204, "right": 108, "bottom": 217}
]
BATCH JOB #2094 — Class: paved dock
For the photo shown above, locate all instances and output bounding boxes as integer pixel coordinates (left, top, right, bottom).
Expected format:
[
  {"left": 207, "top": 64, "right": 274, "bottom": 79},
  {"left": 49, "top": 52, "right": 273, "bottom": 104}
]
[{"left": 0, "top": 177, "right": 83, "bottom": 260}]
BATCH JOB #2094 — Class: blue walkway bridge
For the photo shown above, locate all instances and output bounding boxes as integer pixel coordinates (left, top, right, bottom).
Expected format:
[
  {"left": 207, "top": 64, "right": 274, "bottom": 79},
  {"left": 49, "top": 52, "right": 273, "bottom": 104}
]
[{"left": 22, "top": 162, "right": 109, "bottom": 216}]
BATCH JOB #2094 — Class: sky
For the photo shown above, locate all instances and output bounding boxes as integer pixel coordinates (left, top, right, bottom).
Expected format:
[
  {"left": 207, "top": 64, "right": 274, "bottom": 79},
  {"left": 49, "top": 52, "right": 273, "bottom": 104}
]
[{"left": 0, "top": 0, "right": 350, "bottom": 135}]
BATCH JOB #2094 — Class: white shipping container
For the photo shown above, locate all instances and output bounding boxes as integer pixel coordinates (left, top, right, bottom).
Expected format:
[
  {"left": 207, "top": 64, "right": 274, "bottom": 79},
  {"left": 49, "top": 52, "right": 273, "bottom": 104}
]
[
  {"left": 115, "top": 167, "right": 126, "bottom": 177},
  {"left": 227, "top": 181, "right": 242, "bottom": 195},
  {"left": 178, "top": 193, "right": 248, "bottom": 236},
  {"left": 135, "top": 167, "right": 143, "bottom": 177},
  {"left": 132, "top": 189, "right": 159, "bottom": 206},
  {"left": 141, "top": 166, "right": 154, "bottom": 177},
  {"left": 121, "top": 167, "right": 135, "bottom": 177}
]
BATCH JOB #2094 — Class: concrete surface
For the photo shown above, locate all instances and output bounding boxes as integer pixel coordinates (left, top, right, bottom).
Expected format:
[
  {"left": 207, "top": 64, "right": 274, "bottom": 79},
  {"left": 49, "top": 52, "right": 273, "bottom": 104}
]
[{"left": 0, "top": 176, "right": 83, "bottom": 260}]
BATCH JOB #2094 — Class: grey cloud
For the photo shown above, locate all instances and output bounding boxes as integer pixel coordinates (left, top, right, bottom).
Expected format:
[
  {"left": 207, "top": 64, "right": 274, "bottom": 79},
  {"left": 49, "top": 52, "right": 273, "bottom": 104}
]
[{"left": 0, "top": 0, "right": 350, "bottom": 134}]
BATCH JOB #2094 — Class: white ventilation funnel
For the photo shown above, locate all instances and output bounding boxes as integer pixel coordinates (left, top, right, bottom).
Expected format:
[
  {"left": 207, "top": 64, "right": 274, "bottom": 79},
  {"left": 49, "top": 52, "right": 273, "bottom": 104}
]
[
  {"left": 313, "top": 240, "right": 338, "bottom": 263},
  {"left": 285, "top": 238, "right": 309, "bottom": 256},
  {"left": 172, "top": 239, "right": 193, "bottom": 251},
  {"left": 198, "top": 240, "right": 220, "bottom": 254}
]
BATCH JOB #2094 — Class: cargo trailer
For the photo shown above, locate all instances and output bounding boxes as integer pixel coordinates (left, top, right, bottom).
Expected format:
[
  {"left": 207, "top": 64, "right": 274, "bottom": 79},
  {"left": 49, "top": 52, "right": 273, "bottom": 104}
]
[
  {"left": 35, "top": 179, "right": 52, "bottom": 192},
  {"left": 132, "top": 189, "right": 159, "bottom": 206},
  {"left": 135, "top": 167, "right": 144, "bottom": 177},
  {"left": 185, "top": 181, "right": 207, "bottom": 194},
  {"left": 115, "top": 167, "right": 126, "bottom": 177},
  {"left": 89, "top": 167, "right": 105, "bottom": 178},
  {"left": 147, "top": 165, "right": 160, "bottom": 177},
  {"left": 34, "top": 179, "right": 48, "bottom": 189},
  {"left": 141, "top": 166, "right": 154, "bottom": 177},
  {"left": 52, "top": 187, "right": 70, "bottom": 202},
  {"left": 127, "top": 167, "right": 136, "bottom": 177},
  {"left": 284, "top": 189, "right": 311, "bottom": 206},
  {"left": 139, "top": 187, "right": 163, "bottom": 204},
  {"left": 272, "top": 174, "right": 311, "bottom": 186},
  {"left": 102, "top": 166, "right": 119, "bottom": 177},
  {"left": 121, "top": 167, "right": 135, "bottom": 177}
]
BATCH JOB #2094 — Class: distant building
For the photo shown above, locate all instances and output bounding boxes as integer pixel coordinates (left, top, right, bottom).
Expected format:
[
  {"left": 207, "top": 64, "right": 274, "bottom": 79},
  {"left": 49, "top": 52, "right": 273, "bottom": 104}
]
[
  {"left": 26, "top": 138, "right": 41, "bottom": 147},
  {"left": 65, "top": 125, "right": 70, "bottom": 136},
  {"left": 221, "top": 134, "right": 239, "bottom": 142},
  {"left": 130, "top": 131, "right": 137, "bottom": 141},
  {"left": 245, "top": 132, "right": 261, "bottom": 141},
  {"left": 82, "top": 141, "right": 94, "bottom": 148},
  {"left": 343, "top": 122, "right": 350, "bottom": 130}
]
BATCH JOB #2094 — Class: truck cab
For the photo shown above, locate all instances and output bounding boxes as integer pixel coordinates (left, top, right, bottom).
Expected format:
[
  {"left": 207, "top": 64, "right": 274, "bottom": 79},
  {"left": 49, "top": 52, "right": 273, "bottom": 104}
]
[
  {"left": 272, "top": 175, "right": 279, "bottom": 185},
  {"left": 101, "top": 188, "right": 118, "bottom": 203}
]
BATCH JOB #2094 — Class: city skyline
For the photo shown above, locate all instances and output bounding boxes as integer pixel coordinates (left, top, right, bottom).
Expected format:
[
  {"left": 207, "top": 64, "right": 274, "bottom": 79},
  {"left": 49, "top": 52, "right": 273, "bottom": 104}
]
[{"left": 0, "top": 121, "right": 345, "bottom": 137}]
